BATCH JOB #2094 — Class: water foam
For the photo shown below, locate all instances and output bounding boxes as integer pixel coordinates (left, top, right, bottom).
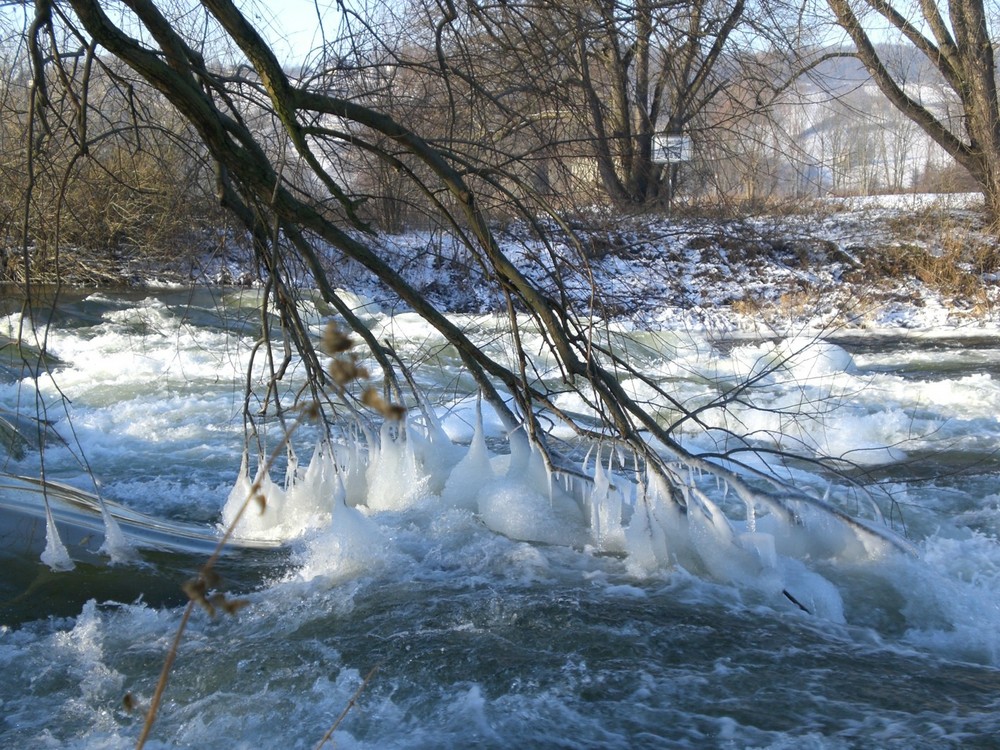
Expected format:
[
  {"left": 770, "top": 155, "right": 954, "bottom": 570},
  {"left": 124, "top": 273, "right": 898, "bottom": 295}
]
[
  {"left": 899, "top": 531, "right": 1000, "bottom": 663},
  {"left": 211, "top": 400, "right": 914, "bottom": 633},
  {"left": 9, "top": 298, "right": 983, "bottom": 636}
]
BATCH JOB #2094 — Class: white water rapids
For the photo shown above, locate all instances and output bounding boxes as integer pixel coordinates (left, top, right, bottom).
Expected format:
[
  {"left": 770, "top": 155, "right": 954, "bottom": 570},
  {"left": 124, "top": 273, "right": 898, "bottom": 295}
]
[{"left": 1, "top": 288, "right": 1000, "bottom": 748}]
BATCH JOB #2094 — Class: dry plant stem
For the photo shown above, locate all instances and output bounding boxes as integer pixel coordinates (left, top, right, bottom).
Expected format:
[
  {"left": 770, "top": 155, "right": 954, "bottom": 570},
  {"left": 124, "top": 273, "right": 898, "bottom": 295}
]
[
  {"left": 314, "top": 664, "right": 380, "bottom": 750},
  {"left": 134, "top": 600, "right": 194, "bottom": 749},
  {"left": 135, "top": 410, "right": 312, "bottom": 750}
]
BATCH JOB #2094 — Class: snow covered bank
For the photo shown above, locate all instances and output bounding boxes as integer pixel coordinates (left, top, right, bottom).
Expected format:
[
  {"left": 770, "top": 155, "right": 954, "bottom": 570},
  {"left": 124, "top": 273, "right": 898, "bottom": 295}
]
[{"left": 144, "top": 192, "right": 1000, "bottom": 335}]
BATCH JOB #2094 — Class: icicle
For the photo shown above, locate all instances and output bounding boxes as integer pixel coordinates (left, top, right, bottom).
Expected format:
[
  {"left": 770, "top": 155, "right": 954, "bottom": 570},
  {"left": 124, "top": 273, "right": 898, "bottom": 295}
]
[
  {"left": 866, "top": 495, "right": 886, "bottom": 525},
  {"left": 593, "top": 448, "right": 608, "bottom": 487},
  {"left": 420, "top": 394, "right": 453, "bottom": 450},
  {"left": 40, "top": 497, "right": 74, "bottom": 571},
  {"left": 331, "top": 458, "right": 347, "bottom": 511},
  {"left": 506, "top": 423, "right": 531, "bottom": 477},
  {"left": 442, "top": 397, "right": 495, "bottom": 509},
  {"left": 623, "top": 484, "right": 671, "bottom": 574},
  {"left": 301, "top": 441, "right": 338, "bottom": 506},
  {"left": 340, "top": 433, "right": 370, "bottom": 507},
  {"left": 366, "top": 417, "right": 430, "bottom": 511},
  {"left": 284, "top": 443, "right": 299, "bottom": 491},
  {"left": 590, "top": 448, "right": 612, "bottom": 542},
  {"left": 98, "top": 498, "right": 134, "bottom": 563},
  {"left": 542, "top": 447, "right": 555, "bottom": 505},
  {"left": 409, "top": 412, "right": 465, "bottom": 495},
  {"left": 745, "top": 500, "right": 757, "bottom": 534}
]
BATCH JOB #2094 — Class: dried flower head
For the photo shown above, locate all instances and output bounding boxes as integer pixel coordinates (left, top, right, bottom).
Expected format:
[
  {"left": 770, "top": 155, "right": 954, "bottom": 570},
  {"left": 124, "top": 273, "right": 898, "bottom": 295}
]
[
  {"left": 328, "top": 355, "right": 368, "bottom": 386},
  {"left": 361, "top": 387, "right": 407, "bottom": 420},
  {"left": 183, "top": 570, "right": 248, "bottom": 618},
  {"left": 209, "top": 593, "right": 250, "bottom": 616},
  {"left": 321, "top": 321, "right": 354, "bottom": 355},
  {"left": 182, "top": 576, "right": 211, "bottom": 614},
  {"left": 252, "top": 488, "right": 267, "bottom": 513}
]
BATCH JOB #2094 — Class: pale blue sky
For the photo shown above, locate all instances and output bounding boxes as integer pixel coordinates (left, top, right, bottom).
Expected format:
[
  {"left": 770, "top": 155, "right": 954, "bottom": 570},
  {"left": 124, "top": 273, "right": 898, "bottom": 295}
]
[
  {"left": 0, "top": 1, "right": 340, "bottom": 64},
  {"left": 244, "top": 0, "right": 344, "bottom": 63}
]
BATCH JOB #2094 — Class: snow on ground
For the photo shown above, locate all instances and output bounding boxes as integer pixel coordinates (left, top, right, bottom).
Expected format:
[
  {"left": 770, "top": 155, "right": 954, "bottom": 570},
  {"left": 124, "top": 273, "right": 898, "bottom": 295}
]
[{"left": 183, "top": 192, "right": 1000, "bottom": 336}]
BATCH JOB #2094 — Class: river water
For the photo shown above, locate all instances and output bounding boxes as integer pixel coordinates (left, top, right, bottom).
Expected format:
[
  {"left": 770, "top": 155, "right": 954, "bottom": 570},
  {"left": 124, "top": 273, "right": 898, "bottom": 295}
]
[{"left": 1, "top": 288, "right": 1000, "bottom": 748}]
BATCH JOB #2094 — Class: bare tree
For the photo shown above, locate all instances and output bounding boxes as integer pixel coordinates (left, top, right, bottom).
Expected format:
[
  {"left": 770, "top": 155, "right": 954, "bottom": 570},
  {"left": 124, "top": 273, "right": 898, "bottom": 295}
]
[
  {"left": 394, "top": 0, "right": 771, "bottom": 206},
  {"left": 0, "top": 6, "right": 224, "bottom": 284},
  {"left": 824, "top": 0, "right": 1000, "bottom": 221},
  {"left": 12, "top": 2, "right": 926, "bottom": 743}
]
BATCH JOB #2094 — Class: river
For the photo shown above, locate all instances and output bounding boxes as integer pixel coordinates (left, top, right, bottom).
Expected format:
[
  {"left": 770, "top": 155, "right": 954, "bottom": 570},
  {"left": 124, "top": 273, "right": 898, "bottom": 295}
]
[{"left": 1, "top": 288, "right": 999, "bottom": 748}]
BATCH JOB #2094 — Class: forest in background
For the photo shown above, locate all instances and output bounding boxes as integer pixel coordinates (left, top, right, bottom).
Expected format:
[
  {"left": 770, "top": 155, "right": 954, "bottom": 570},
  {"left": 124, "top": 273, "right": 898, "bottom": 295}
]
[{"left": 0, "top": 0, "right": 993, "bottom": 287}]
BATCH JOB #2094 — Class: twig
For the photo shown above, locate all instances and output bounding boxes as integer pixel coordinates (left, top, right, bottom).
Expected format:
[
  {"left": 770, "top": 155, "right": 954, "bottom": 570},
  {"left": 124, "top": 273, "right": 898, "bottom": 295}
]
[
  {"left": 134, "top": 600, "right": 195, "bottom": 749},
  {"left": 314, "top": 664, "right": 380, "bottom": 750},
  {"left": 135, "top": 409, "right": 313, "bottom": 749}
]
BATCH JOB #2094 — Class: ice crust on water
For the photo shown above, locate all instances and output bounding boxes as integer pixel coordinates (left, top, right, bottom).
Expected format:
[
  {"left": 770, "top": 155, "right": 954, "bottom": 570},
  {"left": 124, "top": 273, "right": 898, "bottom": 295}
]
[{"left": 218, "top": 399, "right": 898, "bottom": 625}]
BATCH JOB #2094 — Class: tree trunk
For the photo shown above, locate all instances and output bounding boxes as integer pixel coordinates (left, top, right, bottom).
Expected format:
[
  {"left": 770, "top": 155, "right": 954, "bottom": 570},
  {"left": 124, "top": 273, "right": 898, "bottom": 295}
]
[{"left": 826, "top": 0, "right": 1000, "bottom": 224}]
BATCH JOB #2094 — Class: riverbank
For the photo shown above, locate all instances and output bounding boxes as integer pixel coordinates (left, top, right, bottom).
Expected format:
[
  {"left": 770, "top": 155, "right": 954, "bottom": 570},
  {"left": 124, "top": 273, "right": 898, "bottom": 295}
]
[
  {"left": 193, "top": 192, "right": 1000, "bottom": 335},
  {"left": 9, "top": 193, "right": 1000, "bottom": 335}
]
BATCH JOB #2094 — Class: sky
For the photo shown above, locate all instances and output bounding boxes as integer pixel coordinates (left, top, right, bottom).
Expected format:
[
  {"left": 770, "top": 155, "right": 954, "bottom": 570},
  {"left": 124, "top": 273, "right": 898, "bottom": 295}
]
[
  {"left": 0, "top": 0, "right": 337, "bottom": 64},
  {"left": 243, "top": 0, "right": 345, "bottom": 63}
]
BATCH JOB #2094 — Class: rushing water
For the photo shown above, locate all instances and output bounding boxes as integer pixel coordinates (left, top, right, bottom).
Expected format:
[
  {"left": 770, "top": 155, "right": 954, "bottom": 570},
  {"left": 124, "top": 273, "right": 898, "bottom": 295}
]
[{"left": 2, "top": 288, "right": 1000, "bottom": 748}]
